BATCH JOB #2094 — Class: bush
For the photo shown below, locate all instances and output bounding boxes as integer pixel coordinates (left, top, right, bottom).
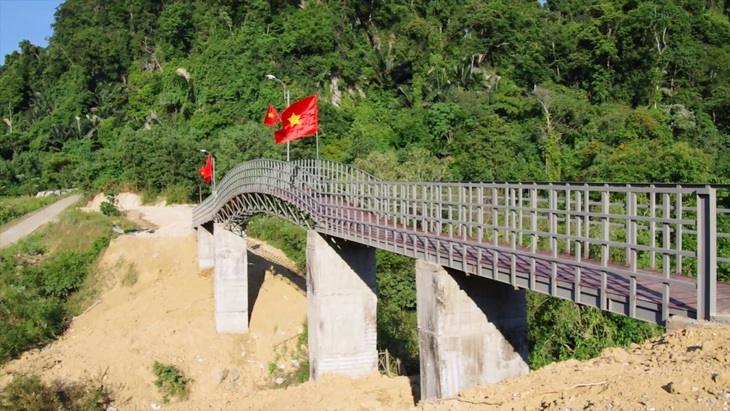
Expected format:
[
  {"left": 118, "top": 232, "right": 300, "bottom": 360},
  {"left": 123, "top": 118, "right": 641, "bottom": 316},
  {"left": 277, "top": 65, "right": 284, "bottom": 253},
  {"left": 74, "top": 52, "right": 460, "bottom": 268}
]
[
  {"left": 99, "top": 201, "right": 121, "bottom": 217},
  {"left": 42, "top": 251, "right": 89, "bottom": 298},
  {"left": 0, "top": 289, "right": 65, "bottom": 363},
  {"left": 152, "top": 361, "right": 192, "bottom": 403},
  {"left": 527, "top": 292, "right": 663, "bottom": 369}
]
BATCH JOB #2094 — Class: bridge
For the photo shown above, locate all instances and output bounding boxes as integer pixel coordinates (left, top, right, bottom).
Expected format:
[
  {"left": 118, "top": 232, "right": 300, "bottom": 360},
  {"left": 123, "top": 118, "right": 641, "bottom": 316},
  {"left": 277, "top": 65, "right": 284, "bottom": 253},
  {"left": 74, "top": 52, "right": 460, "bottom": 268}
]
[{"left": 192, "top": 158, "right": 730, "bottom": 400}]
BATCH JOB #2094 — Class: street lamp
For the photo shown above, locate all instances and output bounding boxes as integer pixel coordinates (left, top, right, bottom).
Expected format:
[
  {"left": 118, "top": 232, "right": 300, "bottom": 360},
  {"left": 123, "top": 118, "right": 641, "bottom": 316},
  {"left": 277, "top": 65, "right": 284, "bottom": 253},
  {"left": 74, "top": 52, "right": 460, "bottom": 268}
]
[
  {"left": 200, "top": 149, "right": 216, "bottom": 195},
  {"left": 265, "top": 74, "right": 291, "bottom": 161}
]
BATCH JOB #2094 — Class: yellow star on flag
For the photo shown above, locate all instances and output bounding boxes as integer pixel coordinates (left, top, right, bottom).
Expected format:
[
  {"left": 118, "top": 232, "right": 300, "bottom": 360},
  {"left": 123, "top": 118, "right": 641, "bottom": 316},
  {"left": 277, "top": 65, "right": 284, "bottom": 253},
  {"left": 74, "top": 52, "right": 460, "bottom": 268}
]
[
  {"left": 267, "top": 112, "right": 275, "bottom": 119},
  {"left": 288, "top": 113, "right": 301, "bottom": 127}
]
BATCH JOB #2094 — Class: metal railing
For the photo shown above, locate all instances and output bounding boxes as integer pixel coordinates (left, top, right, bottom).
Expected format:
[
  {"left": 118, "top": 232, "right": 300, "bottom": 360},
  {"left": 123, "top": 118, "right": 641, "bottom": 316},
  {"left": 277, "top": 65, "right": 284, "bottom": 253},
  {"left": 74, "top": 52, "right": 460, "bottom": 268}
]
[{"left": 193, "top": 159, "right": 730, "bottom": 325}]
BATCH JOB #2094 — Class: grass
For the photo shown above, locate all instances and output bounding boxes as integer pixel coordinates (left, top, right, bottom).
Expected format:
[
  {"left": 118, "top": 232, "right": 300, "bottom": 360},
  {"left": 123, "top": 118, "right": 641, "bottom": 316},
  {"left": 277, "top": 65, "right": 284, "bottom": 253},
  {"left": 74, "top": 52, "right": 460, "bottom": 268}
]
[{"left": 0, "top": 194, "right": 67, "bottom": 230}]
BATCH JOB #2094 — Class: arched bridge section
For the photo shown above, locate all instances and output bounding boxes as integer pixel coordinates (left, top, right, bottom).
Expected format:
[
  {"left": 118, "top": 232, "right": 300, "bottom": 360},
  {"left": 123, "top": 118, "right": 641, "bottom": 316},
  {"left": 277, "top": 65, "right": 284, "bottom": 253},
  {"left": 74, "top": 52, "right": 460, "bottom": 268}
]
[{"left": 193, "top": 158, "right": 730, "bottom": 326}]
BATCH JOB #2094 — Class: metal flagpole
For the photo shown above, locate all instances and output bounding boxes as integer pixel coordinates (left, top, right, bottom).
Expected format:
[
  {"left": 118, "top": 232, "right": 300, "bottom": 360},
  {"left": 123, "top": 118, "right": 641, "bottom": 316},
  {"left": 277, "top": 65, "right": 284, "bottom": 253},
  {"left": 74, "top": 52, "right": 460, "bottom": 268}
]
[
  {"left": 316, "top": 131, "right": 319, "bottom": 160},
  {"left": 286, "top": 88, "right": 290, "bottom": 162},
  {"left": 265, "top": 74, "right": 291, "bottom": 161}
]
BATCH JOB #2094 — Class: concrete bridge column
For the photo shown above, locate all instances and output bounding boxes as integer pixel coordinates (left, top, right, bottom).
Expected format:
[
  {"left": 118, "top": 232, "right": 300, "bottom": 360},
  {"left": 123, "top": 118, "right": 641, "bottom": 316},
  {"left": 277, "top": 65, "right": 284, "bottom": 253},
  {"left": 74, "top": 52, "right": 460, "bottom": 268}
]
[
  {"left": 416, "top": 260, "right": 529, "bottom": 400},
  {"left": 214, "top": 223, "right": 248, "bottom": 334},
  {"left": 197, "top": 221, "right": 214, "bottom": 270},
  {"left": 306, "top": 231, "right": 378, "bottom": 379}
]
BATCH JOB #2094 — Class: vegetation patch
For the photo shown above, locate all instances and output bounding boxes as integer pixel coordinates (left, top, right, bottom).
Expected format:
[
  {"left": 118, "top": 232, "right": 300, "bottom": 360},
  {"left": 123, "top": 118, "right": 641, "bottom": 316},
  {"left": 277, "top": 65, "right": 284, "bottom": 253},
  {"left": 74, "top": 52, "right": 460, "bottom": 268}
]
[
  {"left": 121, "top": 262, "right": 139, "bottom": 287},
  {"left": 151, "top": 361, "right": 192, "bottom": 403},
  {"left": 247, "top": 216, "right": 307, "bottom": 272},
  {"left": 0, "top": 204, "right": 140, "bottom": 364},
  {"left": 266, "top": 321, "right": 310, "bottom": 387},
  {"left": 0, "top": 196, "right": 62, "bottom": 228},
  {"left": 0, "top": 373, "right": 113, "bottom": 411}
]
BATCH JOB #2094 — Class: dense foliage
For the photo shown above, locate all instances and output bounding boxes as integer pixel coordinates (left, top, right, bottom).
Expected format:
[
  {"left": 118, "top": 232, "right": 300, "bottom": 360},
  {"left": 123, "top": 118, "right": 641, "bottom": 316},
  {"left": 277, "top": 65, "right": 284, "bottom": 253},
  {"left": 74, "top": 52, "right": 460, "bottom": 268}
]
[{"left": 1, "top": 0, "right": 728, "bottom": 198}]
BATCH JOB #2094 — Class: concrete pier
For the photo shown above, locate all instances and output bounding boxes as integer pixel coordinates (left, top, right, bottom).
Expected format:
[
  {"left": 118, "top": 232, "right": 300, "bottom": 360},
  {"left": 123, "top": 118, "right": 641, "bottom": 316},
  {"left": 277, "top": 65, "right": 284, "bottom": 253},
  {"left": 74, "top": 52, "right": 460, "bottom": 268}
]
[
  {"left": 306, "top": 231, "right": 378, "bottom": 379},
  {"left": 416, "top": 260, "right": 529, "bottom": 400},
  {"left": 214, "top": 223, "right": 248, "bottom": 334},
  {"left": 197, "top": 221, "right": 214, "bottom": 270}
]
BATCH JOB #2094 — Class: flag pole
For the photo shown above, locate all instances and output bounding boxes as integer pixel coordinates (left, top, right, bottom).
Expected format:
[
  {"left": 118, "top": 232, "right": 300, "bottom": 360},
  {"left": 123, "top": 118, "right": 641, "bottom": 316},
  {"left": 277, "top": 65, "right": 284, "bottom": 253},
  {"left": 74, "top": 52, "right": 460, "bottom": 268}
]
[
  {"left": 265, "top": 74, "right": 291, "bottom": 161},
  {"left": 316, "top": 131, "right": 320, "bottom": 160},
  {"left": 212, "top": 154, "right": 216, "bottom": 197},
  {"left": 285, "top": 88, "right": 290, "bottom": 162}
]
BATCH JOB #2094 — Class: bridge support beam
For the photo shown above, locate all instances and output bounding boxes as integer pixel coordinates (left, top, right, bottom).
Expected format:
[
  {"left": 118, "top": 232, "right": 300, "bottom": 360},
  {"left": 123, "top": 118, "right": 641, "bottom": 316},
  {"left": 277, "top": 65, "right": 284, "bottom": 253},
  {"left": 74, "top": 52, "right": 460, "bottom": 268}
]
[
  {"left": 416, "top": 260, "right": 529, "bottom": 400},
  {"left": 306, "top": 231, "right": 378, "bottom": 380},
  {"left": 197, "top": 221, "right": 214, "bottom": 270},
  {"left": 214, "top": 223, "right": 248, "bottom": 334}
]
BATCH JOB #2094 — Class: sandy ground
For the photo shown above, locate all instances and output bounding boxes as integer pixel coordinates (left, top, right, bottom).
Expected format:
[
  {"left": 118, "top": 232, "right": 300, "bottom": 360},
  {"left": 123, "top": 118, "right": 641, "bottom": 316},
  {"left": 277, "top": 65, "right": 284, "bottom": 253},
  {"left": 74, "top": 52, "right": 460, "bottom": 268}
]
[{"left": 2, "top": 193, "right": 729, "bottom": 410}]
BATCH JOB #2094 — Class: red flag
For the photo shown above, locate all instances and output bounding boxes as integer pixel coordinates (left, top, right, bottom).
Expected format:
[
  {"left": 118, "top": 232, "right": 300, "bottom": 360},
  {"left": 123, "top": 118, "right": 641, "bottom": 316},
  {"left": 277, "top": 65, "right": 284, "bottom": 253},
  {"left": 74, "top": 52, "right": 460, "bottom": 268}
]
[
  {"left": 274, "top": 95, "right": 318, "bottom": 144},
  {"left": 263, "top": 104, "right": 280, "bottom": 127},
  {"left": 198, "top": 153, "right": 212, "bottom": 183}
]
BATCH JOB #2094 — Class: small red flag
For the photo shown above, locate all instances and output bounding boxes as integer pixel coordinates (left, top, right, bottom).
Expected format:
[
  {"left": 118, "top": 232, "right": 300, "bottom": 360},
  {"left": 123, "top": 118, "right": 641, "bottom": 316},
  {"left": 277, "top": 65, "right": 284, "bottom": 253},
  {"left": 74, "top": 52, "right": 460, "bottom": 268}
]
[
  {"left": 263, "top": 104, "right": 280, "bottom": 127},
  {"left": 274, "top": 95, "right": 318, "bottom": 144},
  {"left": 198, "top": 153, "right": 212, "bottom": 183}
]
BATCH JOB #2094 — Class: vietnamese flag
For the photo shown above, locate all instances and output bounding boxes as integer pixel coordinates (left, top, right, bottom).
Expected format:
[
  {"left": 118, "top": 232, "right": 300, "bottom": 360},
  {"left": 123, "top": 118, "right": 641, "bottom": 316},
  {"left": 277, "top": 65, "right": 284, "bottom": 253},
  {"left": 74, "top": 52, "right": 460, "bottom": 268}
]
[
  {"left": 274, "top": 95, "right": 318, "bottom": 144},
  {"left": 263, "top": 104, "right": 280, "bottom": 127},
  {"left": 198, "top": 153, "right": 213, "bottom": 183}
]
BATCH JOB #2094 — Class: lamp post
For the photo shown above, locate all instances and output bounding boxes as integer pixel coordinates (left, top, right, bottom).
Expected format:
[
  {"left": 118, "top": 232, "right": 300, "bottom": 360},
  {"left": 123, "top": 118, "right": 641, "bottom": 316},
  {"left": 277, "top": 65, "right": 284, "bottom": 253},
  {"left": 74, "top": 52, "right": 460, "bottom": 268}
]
[
  {"left": 265, "top": 74, "right": 291, "bottom": 162},
  {"left": 200, "top": 149, "right": 216, "bottom": 195}
]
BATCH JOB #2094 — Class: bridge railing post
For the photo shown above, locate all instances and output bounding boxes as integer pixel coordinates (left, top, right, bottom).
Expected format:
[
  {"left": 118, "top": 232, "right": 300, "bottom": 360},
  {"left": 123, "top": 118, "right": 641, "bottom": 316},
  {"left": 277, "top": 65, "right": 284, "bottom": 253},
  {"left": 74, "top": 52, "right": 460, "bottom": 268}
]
[{"left": 696, "top": 187, "right": 717, "bottom": 320}]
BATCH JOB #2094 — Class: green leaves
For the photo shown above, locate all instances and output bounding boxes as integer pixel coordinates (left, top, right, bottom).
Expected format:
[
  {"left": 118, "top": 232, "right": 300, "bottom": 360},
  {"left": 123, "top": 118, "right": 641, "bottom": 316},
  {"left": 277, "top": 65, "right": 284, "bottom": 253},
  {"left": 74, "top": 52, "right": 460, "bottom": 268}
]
[{"left": 527, "top": 292, "right": 662, "bottom": 370}]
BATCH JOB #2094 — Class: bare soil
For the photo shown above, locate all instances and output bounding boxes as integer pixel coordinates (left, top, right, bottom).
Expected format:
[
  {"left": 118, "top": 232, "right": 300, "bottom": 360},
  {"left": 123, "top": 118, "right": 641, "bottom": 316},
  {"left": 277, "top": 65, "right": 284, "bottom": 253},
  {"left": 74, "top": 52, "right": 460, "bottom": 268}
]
[{"left": 2, "top": 193, "right": 729, "bottom": 410}]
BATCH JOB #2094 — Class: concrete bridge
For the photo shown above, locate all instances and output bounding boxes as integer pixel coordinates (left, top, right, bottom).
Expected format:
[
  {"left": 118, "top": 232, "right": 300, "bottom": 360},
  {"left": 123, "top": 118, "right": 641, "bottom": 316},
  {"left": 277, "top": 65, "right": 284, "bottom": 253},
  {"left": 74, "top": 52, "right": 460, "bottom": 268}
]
[{"left": 192, "top": 158, "right": 730, "bottom": 400}]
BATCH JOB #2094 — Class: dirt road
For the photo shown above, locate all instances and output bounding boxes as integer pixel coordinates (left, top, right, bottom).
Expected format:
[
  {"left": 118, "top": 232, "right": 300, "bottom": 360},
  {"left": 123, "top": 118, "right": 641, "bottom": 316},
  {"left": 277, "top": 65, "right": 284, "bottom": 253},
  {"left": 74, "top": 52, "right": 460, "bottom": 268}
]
[{"left": 0, "top": 194, "right": 82, "bottom": 248}]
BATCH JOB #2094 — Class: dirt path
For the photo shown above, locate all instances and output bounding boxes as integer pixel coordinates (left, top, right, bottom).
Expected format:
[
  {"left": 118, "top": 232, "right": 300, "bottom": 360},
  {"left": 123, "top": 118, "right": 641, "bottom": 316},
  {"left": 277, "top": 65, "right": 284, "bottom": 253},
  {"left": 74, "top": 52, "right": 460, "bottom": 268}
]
[{"left": 0, "top": 194, "right": 82, "bottom": 248}]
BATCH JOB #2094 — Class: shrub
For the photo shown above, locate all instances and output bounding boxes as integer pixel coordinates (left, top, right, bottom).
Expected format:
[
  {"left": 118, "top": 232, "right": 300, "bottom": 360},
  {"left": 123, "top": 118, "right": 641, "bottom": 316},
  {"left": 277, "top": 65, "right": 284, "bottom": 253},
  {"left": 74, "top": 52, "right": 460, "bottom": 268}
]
[
  {"left": 152, "top": 361, "right": 192, "bottom": 403},
  {"left": 42, "top": 251, "right": 89, "bottom": 298},
  {"left": 99, "top": 201, "right": 121, "bottom": 217}
]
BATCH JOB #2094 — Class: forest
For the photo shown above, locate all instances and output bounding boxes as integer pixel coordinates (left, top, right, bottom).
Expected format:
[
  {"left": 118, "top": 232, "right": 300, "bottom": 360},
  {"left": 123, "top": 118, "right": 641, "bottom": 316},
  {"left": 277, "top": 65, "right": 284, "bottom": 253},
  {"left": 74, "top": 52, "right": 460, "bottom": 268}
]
[
  {"left": 1, "top": 0, "right": 729, "bottom": 371},
  {"left": 1, "top": 0, "right": 729, "bottom": 197}
]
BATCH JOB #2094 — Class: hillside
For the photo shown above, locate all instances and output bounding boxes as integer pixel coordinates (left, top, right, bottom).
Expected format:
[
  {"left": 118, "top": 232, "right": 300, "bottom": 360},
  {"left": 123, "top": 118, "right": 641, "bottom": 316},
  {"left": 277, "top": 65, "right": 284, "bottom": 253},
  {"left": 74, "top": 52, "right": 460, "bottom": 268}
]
[
  {"left": 2, "top": 0, "right": 730, "bottom": 199},
  {"left": 1, "top": 195, "right": 728, "bottom": 410}
]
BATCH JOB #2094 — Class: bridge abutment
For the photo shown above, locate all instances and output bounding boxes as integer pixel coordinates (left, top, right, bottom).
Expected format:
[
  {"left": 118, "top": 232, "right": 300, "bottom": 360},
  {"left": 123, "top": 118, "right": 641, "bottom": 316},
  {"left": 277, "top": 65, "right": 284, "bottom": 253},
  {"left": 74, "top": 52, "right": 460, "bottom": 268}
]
[
  {"left": 416, "top": 260, "right": 529, "bottom": 400},
  {"left": 213, "top": 223, "right": 248, "bottom": 334},
  {"left": 197, "top": 221, "right": 214, "bottom": 270},
  {"left": 306, "top": 230, "right": 378, "bottom": 380}
]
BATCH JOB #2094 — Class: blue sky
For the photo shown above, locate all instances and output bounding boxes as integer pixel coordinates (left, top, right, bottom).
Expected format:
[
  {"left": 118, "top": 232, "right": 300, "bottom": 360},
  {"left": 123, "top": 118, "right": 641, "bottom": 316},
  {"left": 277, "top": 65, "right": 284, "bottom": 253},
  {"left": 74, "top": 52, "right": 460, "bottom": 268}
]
[{"left": 0, "top": 0, "right": 64, "bottom": 59}]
